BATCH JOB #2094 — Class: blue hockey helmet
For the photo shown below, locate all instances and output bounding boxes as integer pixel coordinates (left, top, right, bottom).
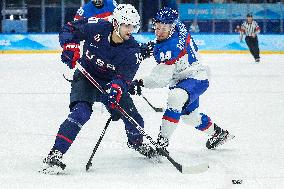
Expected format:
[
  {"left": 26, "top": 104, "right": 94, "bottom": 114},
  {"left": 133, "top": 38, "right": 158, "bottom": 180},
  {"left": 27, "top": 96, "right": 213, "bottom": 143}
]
[{"left": 153, "top": 7, "right": 179, "bottom": 24}]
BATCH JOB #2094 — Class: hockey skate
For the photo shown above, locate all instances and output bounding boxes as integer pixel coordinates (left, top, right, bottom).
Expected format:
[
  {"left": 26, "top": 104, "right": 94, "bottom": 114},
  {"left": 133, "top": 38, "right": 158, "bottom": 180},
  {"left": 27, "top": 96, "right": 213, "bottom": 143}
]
[
  {"left": 40, "top": 149, "right": 66, "bottom": 175},
  {"left": 127, "top": 142, "right": 157, "bottom": 158},
  {"left": 206, "top": 124, "right": 235, "bottom": 149},
  {"left": 155, "top": 133, "right": 170, "bottom": 157}
]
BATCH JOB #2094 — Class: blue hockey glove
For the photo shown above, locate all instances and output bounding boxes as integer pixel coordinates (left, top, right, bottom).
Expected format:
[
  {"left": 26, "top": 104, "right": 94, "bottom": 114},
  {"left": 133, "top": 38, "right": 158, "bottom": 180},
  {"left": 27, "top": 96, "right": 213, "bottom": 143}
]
[
  {"left": 108, "top": 83, "right": 122, "bottom": 109},
  {"left": 61, "top": 43, "right": 80, "bottom": 69},
  {"left": 106, "top": 83, "right": 123, "bottom": 121},
  {"left": 128, "top": 79, "right": 144, "bottom": 95}
]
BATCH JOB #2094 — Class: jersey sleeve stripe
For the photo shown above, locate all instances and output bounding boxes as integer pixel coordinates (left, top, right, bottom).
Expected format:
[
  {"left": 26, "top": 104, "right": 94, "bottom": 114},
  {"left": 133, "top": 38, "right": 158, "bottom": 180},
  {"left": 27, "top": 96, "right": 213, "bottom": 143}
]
[
  {"left": 163, "top": 49, "right": 186, "bottom": 65},
  {"left": 74, "top": 15, "right": 82, "bottom": 20},
  {"left": 94, "top": 12, "right": 112, "bottom": 18}
]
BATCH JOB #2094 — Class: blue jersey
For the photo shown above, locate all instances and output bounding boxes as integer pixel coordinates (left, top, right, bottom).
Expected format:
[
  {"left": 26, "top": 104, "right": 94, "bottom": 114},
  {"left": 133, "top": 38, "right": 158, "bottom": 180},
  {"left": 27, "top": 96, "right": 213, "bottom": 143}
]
[
  {"left": 59, "top": 19, "right": 141, "bottom": 92},
  {"left": 153, "top": 22, "right": 199, "bottom": 66},
  {"left": 74, "top": 0, "right": 116, "bottom": 21}
]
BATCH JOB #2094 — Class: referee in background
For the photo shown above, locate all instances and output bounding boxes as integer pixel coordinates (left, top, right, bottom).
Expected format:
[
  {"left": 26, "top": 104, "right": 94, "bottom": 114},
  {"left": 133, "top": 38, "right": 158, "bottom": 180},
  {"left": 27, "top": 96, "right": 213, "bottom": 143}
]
[{"left": 240, "top": 13, "right": 261, "bottom": 63}]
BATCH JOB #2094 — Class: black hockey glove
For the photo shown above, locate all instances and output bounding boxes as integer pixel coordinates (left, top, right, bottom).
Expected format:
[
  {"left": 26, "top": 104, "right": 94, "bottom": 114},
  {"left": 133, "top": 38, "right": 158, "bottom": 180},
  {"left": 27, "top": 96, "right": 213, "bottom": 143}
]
[
  {"left": 128, "top": 79, "right": 144, "bottom": 96},
  {"left": 140, "top": 41, "right": 155, "bottom": 60}
]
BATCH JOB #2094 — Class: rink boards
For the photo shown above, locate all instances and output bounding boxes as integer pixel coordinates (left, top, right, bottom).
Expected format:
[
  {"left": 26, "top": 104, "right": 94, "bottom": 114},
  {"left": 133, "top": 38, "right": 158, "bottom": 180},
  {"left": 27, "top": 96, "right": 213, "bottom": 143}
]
[{"left": 0, "top": 33, "right": 283, "bottom": 54}]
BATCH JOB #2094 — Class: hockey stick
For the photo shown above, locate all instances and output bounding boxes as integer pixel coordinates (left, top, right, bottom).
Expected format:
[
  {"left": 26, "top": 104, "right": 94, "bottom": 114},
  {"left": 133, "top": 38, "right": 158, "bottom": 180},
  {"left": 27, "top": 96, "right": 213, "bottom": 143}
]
[
  {"left": 86, "top": 116, "right": 112, "bottom": 171},
  {"left": 63, "top": 73, "right": 73, "bottom": 82},
  {"left": 141, "top": 94, "right": 163, "bottom": 112},
  {"left": 76, "top": 63, "right": 209, "bottom": 174}
]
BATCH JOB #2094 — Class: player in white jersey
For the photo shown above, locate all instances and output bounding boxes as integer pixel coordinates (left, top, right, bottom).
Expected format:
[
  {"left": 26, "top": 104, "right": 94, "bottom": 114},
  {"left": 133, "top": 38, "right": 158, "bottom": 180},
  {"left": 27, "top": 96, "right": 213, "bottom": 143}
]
[{"left": 131, "top": 7, "right": 235, "bottom": 154}]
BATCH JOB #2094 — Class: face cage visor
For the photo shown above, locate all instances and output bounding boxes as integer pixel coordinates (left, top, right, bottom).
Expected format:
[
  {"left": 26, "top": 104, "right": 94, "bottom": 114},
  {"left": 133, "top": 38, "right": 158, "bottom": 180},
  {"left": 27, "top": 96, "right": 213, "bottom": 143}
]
[{"left": 115, "top": 20, "right": 140, "bottom": 33}]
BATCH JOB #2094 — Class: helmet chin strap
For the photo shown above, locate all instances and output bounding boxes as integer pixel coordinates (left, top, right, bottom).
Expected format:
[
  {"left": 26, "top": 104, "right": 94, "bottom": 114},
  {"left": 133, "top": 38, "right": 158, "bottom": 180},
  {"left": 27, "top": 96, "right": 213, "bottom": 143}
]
[
  {"left": 113, "top": 21, "right": 123, "bottom": 41},
  {"left": 115, "top": 26, "right": 123, "bottom": 41}
]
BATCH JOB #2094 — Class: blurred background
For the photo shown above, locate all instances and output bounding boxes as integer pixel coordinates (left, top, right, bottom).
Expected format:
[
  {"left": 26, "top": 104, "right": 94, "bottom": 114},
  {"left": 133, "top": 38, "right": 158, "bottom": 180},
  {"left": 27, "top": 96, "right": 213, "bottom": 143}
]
[{"left": 1, "top": 0, "right": 283, "bottom": 34}]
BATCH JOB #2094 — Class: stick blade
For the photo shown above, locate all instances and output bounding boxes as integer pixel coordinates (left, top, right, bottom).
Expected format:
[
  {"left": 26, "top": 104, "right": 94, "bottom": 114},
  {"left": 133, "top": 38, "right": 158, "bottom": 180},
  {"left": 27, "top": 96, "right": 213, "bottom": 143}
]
[
  {"left": 86, "top": 162, "right": 92, "bottom": 171},
  {"left": 181, "top": 163, "right": 209, "bottom": 174},
  {"left": 154, "top": 107, "right": 164, "bottom": 112}
]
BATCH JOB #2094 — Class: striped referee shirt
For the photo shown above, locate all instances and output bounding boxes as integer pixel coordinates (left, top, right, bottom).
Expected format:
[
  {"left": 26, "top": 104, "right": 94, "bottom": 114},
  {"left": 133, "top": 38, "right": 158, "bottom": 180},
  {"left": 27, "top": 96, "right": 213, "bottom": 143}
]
[{"left": 241, "top": 20, "right": 260, "bottom": 36}]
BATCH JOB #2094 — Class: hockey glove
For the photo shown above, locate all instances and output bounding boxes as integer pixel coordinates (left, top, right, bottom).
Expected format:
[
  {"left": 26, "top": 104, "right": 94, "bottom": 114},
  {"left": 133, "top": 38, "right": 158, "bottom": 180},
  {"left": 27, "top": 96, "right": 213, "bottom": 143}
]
[
  {"left": 128, "top": 79, "right": 144, "bottom": 96},
  {"left": 107, "top": 83, "right": 122, "bottom": 109},
  {"left": 140, "top": 41, "right": 155, "bottom": 60},
  {"left": 106, "top": 83, "right": 123, "bottom": 121},
  {"left": 61, "top": 43, "right": 80, "bottom": 69}
]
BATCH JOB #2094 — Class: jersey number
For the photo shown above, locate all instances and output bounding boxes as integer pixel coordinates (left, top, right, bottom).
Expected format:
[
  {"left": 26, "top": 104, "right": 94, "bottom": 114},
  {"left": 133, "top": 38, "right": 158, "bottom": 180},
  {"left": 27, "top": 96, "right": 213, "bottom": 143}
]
[
  {"left": 160, "top": 51, "right": 172, "bottom": 62},
  {"left": 135, "top": 52, "right": 143, "bottom": 65},
  {"left": 77, "top": 7, "right": 84, "bottom": 16}
]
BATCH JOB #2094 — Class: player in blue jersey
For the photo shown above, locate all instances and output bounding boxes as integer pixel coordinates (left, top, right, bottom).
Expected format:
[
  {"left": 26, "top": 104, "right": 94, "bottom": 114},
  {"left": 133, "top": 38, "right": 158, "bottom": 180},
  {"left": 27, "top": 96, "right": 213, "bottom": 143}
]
[
  {"left": 73, "top": 0, "right": 153, "bottom": 61},
  {"left": 62, "top": 1, "right": 117, "bottom": 81},
  {"left": 40, "top": 4, "right": 156, "bottom": 175},
  {"left": 133, "top": 7, "right": 235, "bottom": 155},
  {"left": 74, "top": 0, "right": 117, "bottom": 21}
]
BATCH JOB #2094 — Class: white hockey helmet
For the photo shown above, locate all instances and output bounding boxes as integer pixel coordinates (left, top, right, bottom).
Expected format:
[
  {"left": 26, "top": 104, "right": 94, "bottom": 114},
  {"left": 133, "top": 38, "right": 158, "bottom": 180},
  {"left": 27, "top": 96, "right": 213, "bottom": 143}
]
[{"left": 112, "top": 4, "right": 140, "bottom": 33}]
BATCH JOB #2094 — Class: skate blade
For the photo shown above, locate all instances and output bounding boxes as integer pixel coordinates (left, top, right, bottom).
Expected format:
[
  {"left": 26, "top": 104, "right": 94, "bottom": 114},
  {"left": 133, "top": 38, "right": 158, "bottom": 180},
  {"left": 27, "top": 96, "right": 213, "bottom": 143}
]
[
  {"left": 39, "top": 164, "right": 64, "bottom": 175},
  {"left": 227, "top": 134, "right": 235, "bottom": 140},
  {"left": 215, "top": 134, "right": 235, "bottom": 148},
  {"left": 149, "top": 155, "right": 163, "bottom": 163}
]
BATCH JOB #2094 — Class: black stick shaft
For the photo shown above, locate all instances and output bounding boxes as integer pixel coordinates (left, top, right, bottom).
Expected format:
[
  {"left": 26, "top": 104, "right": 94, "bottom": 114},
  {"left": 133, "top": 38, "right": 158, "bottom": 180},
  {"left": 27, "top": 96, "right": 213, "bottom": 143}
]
[
  {"left": 86, "top": 117, "right": 112, "bottom": 171},
  {"left": 142, "top": 95, "right": 163, "bottom": 112},
  {"left": 77, "top": 63, "right": 183, "bottom": 173}
]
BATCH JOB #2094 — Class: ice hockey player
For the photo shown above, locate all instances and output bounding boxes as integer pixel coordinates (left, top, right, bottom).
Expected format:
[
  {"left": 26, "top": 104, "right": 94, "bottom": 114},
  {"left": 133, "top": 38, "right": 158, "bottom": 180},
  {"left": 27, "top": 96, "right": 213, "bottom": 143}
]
[
  {"left": 132, "top": 7, "right": 235, "bottom": 156},
  {"left": 40, "top": 4, "right": 156, "bottom": 175},
  {"left": 73, "top": 0, "right": 153, "bottom": 61},
  {"left": 74, "top": 0, "right": 117, "bottom": 21}
]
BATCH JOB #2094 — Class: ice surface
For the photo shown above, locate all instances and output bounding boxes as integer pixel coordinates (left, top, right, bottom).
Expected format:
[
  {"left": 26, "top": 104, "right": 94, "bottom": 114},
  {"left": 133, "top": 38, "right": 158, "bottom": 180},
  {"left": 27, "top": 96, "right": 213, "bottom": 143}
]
[{"left": 0, "top": 53, "right": 284, "bottom": 189}]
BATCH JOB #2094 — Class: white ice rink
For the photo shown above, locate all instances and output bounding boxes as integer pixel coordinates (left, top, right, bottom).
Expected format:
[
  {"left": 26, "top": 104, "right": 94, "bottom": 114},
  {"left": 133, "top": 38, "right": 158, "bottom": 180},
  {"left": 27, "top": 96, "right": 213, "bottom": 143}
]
[{"left": 0, "top": 53, "right": 284, "bottom": 189}]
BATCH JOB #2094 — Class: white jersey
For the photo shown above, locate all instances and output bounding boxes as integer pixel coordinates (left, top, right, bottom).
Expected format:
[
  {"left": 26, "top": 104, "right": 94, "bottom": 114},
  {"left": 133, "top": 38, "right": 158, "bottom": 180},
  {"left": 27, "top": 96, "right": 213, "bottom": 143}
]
[
  {"left": 142, "top": 54, "right": 208, "bottom": 89},
  {"left": 142, "top": 21, "right": 209, "bottom": 89}
]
